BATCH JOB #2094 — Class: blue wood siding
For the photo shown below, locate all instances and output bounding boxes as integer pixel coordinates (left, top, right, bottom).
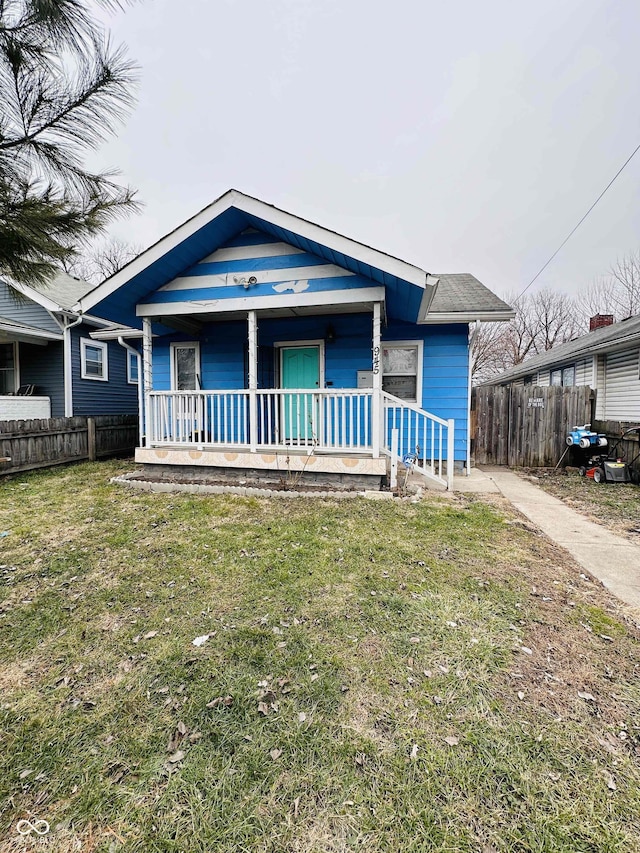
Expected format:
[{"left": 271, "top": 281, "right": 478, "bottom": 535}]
[
  {"left": 71, "top": 324, "right": 138, "bottom": 415},
  {"left": 140, "top": 228, "right": 379, "bottom": 310},
  {"left": 150, "top": 316, "right": 468, "bottom": 460},
  {"left": 19, "top": 341, "right": 65, "bottom": 416},
  {"left": 384, "top": 321, "right": 469, "bottom": 462},
  {"left": 0, "top": 281, "right": 61, "bottom": 334}
]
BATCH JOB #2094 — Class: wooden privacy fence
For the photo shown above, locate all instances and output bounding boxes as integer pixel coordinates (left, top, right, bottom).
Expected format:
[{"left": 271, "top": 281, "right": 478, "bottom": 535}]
[
  {"left": 473, "top": 385, "right": 594, "bottom": 467},
  {"left": 593, "top": 419, "right": 640, "bottom": 471},
  {"left": 0, "top": 414, "right": 138, "bottom": 476}
]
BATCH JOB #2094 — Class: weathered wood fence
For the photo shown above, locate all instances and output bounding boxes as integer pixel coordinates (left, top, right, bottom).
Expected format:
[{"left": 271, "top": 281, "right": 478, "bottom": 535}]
[
  {"left": 473, "top": 385, "right": 594, "bottom": 467},
  {"left": 592, "top": 419, "right": 640, "bottom": 470},
  {"left": 0, "top": 414, "right": 138, "bottom": 476}
]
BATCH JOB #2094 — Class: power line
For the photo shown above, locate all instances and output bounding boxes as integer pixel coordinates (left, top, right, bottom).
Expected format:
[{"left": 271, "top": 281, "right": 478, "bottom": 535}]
[{"left": 516, "top": 141, "right": 640, "bottom": 301}]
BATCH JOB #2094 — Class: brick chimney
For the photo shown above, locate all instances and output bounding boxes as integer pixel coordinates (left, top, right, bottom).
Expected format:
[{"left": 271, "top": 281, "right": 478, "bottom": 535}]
[{"left": 589, "top": 314, "right": 614, "bottom": 331}]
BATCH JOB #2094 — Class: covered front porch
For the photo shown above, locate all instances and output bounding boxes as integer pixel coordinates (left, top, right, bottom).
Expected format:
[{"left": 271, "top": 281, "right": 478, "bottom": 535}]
[{"left": 134, "top": 302, "right": 455, "bottom": 489}]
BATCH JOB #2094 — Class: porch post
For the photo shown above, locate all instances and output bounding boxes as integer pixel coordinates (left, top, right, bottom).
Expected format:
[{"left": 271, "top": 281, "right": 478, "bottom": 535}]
[
  {"left": 248, "top": 310, "right": 258, "bottom": 452},
  {"left": 372, "top": 301, "right": 382, "bottom": 458},
  {"left": 142, "top": 317, "right": 153, "bottom": 448}
]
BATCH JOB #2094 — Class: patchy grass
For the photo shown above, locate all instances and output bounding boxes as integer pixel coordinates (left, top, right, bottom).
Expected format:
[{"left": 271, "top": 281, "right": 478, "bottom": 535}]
[
  {"left": 1, "top": 461, "right": 640, "bottom": 852},
  {"left": 529, "top": 468, "right": 640, "bottom": 541}
]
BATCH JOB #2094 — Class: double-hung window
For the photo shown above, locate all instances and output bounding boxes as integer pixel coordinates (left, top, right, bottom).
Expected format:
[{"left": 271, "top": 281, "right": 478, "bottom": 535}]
[
  {"left": 80, "top": 339, "right": 108, "bottom": 381},
  {"left": 381, "top": 342, "right": 422, "bottom": 403}
]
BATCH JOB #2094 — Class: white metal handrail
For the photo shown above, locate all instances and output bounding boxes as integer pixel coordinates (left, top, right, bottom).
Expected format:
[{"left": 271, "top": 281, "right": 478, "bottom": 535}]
[
  {"left": 381, "top": 390, "right": 455, "bottom": 489},
  {"left": 147, "top": 389, "right": 373, "bottom": 453}
]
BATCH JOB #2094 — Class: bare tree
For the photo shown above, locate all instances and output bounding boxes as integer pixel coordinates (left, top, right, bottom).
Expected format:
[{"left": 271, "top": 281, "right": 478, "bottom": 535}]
[
  {"left": 472, "top": 289, "right": 579, "bottom": 383},
  {"left": 528, "top": 288, "right": 581, "bottom": 353},
  {"left": 607, "top": 251, "right": 640, "bottom": 318},
  {"left": 578, "top": 277, "right": 618, "bottom": 324},
  {"left": 580, "top": 252, "right": 640, "bottom": 324},
  {"left": 64, "top": 238, "right": 141, "bottom": 283},
  {"left": 471, "top": 321, "right": 512, "bottom": 384}
]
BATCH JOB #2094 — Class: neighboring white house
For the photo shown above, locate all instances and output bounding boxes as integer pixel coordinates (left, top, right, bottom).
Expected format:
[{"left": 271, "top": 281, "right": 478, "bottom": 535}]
[{"left": 484, "top": 314, "right": 640, "bottom": 423}]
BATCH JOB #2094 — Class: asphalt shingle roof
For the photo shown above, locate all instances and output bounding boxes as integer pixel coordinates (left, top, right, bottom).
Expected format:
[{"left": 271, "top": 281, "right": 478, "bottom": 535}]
[
  {"left": 430, "top": 273, "right": 513, "bottom": 315},
  {"left": 30, "top": 271, "right": 94, "bottom": 311},
  {"left": 484, "top": 313, "right": 640, "bottom": 385}
]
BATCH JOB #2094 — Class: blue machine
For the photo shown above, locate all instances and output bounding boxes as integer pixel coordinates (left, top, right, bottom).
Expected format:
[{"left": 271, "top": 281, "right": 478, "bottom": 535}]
[{"left": 566, "top": 424, "right": 608, "bottom": 450}]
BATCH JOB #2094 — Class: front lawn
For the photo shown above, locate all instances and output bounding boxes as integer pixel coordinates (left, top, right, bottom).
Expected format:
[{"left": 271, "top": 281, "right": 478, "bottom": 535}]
[{"left": 1, "top": 461, "right": 639, "bottom": 852}]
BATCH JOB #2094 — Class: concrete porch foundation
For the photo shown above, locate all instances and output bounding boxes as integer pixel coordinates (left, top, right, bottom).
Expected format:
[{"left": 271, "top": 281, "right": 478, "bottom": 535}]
[{"left": 134, "top": 447, "right": 387, "bottom": 491}]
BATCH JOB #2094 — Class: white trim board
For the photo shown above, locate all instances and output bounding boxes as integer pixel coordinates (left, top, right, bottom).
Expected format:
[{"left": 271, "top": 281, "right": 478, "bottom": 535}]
[
  {"left": 89, "top": 328, "right": 144, "bottom": 341},
  {"left": 137, "top": 286, "right": 386, "bottom": 318},
  {"left": 420, "top": 310, "right": 515, "bottom": 324}
]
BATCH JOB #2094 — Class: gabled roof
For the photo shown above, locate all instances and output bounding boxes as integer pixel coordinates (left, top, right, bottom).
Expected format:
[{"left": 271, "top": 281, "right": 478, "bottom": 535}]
[
  {"left": 484, "top": 313, "right": 640, "bottom": 385},
  {"left": 10, "top": 271, "right": 94, "bottom": 313},
  {"left": 74, "top": 189, "right": 513, "bottom": 328}
]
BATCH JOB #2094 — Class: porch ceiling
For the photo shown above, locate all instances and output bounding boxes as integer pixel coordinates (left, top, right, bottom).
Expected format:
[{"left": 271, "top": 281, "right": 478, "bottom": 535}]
[{"left": 0, "top": 316, "right": 62, "bottom": 345}]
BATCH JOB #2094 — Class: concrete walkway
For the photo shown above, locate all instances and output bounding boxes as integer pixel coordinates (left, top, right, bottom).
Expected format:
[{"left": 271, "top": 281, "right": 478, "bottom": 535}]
[{"left": 475, "top": 466, "right": 640, "bottom": 610}]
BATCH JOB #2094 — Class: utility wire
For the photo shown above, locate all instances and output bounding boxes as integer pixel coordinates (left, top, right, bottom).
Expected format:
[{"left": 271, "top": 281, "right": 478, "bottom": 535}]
[{"left": 516, "top": 141, "right": 640, "bottom": 301}]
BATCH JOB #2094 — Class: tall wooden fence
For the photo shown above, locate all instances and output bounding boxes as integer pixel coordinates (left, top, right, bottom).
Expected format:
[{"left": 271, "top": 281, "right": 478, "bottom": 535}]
[
  {"left": 593, "top": 419, "right": 640, "bottom": 470},
  {"left": 473, "top": 385, "right": 594, "bottom": 467},
  {"left": 0, "top": 414, "right": 138, "bottom": 476}
]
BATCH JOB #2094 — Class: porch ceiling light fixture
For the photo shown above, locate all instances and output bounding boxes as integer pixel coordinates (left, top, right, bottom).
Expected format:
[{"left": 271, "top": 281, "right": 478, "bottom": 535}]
[{"left": 325, "top": 324, "right": 336, "bottom": 344}]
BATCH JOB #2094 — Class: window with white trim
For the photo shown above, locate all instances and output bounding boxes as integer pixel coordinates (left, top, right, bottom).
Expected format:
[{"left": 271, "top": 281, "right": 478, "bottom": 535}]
[
  {"left": 381, "top": 342, "right": 421, "bottom": 402},
  {"left": 127, "top": 350, "right": 139, "bottom": 384},
  {"left": 80, "top": 338, "right": 108, "bottom": 381}
]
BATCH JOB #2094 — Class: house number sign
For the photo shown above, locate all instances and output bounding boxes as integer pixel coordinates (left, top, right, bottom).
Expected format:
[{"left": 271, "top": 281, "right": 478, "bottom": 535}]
[
  {"left": 373, "top": 346, "right": 380, "bottom": 374},
  {"left": 527, "top": 397, "right": 544, "bottom": 409}
]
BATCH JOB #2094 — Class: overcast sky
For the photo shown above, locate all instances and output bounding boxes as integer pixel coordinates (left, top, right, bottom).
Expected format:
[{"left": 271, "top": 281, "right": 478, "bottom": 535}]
[{"left": 91, "top": 0, "right": 640, "bottom": 300}]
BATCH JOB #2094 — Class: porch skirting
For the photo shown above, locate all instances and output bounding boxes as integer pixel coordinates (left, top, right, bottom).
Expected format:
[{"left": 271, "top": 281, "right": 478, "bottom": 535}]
[{"left": 134, "top": 447, "right": 387, "bottom": 491}]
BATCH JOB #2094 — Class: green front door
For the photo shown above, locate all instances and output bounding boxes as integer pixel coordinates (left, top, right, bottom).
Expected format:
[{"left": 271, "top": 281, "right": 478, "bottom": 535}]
[{"left": 281, "top": 346, "right": 320, "bottom": 442}]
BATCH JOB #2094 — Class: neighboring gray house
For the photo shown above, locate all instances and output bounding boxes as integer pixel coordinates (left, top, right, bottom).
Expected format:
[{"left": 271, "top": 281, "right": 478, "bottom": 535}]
[
  {"left": 484, "top": 314, "right": 640, "bottom": 423},
  {"left": 0, "top": 272, "right": 139, "bottom": 420}
]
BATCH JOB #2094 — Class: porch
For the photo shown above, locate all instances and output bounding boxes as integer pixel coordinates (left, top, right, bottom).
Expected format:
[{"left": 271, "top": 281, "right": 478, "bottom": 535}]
[
  {"left": 135, "top": 387, "right": 455, "bottom": 489},
  {"left": 132, "top": 295, "right": 456, "bottom": 489}
]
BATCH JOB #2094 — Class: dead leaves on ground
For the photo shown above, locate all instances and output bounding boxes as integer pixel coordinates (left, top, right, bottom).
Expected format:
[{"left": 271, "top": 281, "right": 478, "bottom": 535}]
[{"left": 163, "top": 720, "right": 202, "bottom": 774}]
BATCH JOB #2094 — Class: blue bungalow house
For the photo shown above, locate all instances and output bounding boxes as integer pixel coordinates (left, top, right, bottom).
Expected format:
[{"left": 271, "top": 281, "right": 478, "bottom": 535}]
[
  {"left": 77, "top": 190, "right": 512, "bottom": 489},
  {"left": 0, "top": 272, "right": 139, "bottom": 421}
]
